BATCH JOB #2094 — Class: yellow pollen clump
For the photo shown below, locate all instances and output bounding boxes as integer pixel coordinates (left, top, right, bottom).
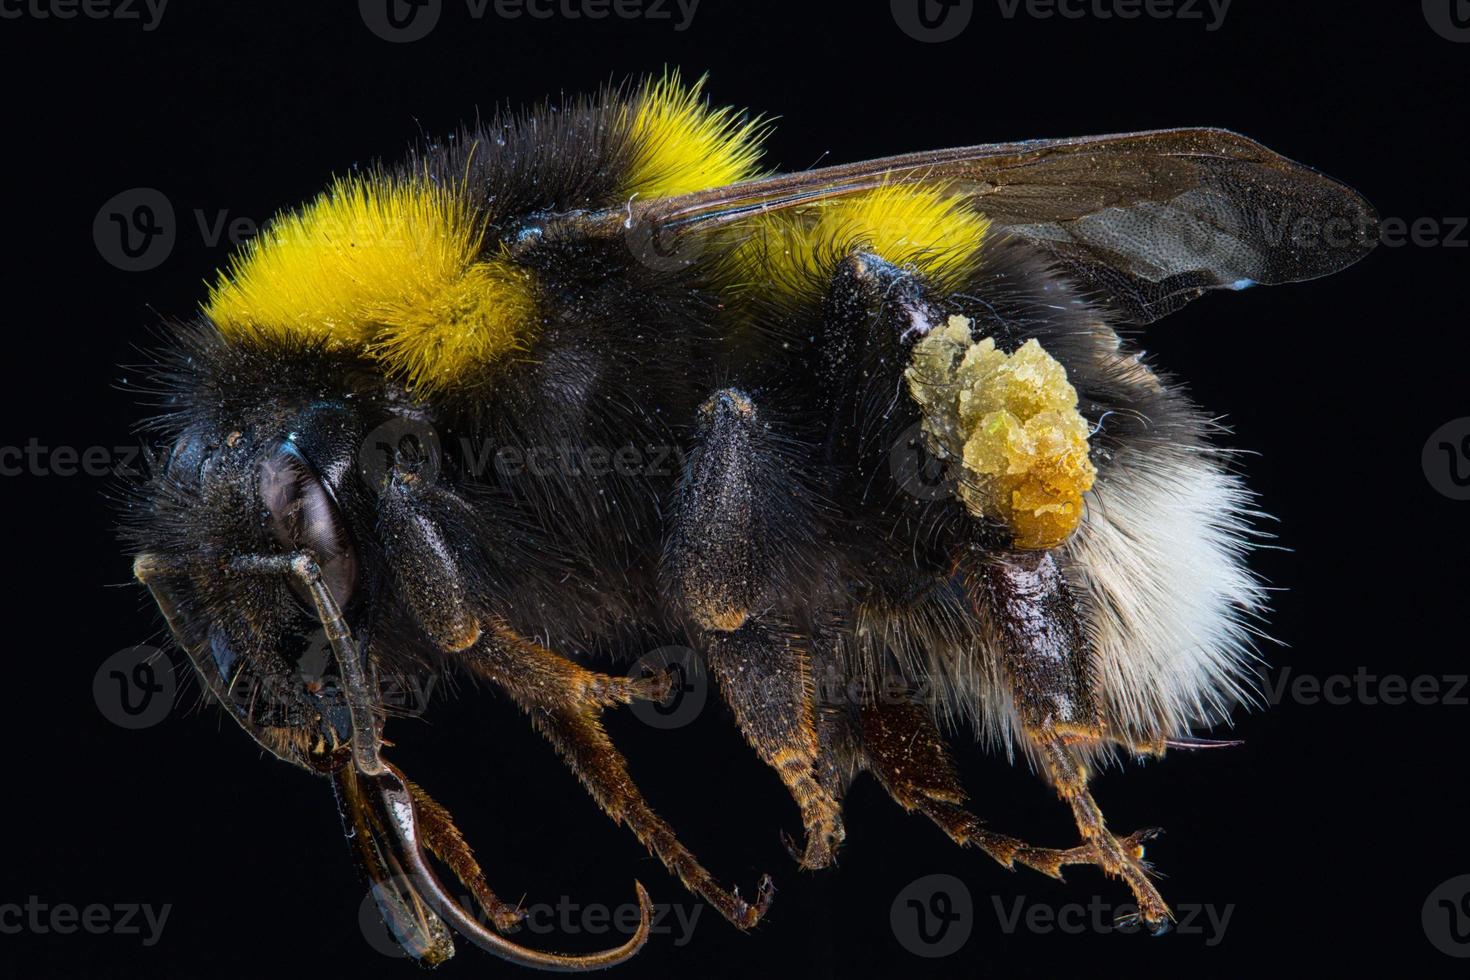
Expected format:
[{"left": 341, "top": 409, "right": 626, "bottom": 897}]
[{"left": 905, "top": 315, "right": 1096, "bottom": 550}]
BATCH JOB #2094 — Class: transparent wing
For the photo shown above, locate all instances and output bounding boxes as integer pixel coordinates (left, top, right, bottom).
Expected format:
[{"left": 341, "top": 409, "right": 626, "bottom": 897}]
[{"left": 570, "top": 128, "right": 1377, "bottom": 323}]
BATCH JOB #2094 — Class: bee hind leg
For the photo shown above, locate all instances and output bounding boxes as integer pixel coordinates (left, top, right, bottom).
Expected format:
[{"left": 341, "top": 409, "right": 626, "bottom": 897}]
[
  {"left": 1029, "top": 731, "right": 1172, "bottom": 932},
  {"left": 850, "top": 694, "right": 1154, "bottom": 882},
  {"left": 968, "top": 548, "right": 1174, "bottom": 934}
]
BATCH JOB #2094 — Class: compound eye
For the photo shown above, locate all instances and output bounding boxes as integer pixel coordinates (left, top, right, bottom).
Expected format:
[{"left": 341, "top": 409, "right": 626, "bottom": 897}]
[{"left": 259, "top": 445, "right": 358, "bottom": 607}]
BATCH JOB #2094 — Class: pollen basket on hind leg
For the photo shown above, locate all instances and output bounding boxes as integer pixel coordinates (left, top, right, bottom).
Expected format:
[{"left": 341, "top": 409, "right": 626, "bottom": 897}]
[{"left": 905, "top": 314, "right": 1096, "bottom": 550}]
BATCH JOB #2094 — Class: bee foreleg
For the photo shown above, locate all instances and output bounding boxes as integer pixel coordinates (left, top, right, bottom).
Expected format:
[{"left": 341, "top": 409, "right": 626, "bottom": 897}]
[
  {"left": 465, "top": 623, "right": 774, "bottom": 930},
  {"left": 376, "top": 468, "right": 484, "bottom": 654},
  {"left": 389, "top": 762, "right": 527, "bottom": 932},
  {"left": 374, "top": 465, "right": 673, "bottom": 703}
]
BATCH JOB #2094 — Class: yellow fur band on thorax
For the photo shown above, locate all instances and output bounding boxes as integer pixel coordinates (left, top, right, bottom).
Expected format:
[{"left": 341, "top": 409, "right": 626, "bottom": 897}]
[
  {"left": 204, "top": 174, "right": 536, "bottom": 393},
  {"left": 202, "top": 75, "right": 767, "bottom": 393}
]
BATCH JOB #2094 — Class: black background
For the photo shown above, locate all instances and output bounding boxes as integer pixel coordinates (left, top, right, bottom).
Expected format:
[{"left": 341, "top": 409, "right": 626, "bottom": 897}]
[{"left": 1, "top": 1, "right": 1466, "bottom": 976}]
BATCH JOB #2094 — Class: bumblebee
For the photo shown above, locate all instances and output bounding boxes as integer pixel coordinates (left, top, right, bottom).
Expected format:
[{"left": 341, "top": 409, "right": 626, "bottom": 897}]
[{"left": 123, "top": 74, "right": 1376, "bottom": 967}]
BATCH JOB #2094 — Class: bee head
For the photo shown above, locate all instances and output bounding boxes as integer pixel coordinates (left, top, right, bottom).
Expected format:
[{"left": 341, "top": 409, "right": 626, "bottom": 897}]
[
  {"left": 174, "top": 402, "right": 362, "bottom": 600},
  {"left": 125, "top": 382, "right": 395, "bottom": 769}
]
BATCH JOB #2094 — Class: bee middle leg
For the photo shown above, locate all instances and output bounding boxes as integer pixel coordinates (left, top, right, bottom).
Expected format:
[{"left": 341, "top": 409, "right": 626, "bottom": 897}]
[
  {"left": 702, "top": 623, "right": 847, "bottom": 869},
  {"left": 665, "top": 388, "right": 847, "bottom": 869}
]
